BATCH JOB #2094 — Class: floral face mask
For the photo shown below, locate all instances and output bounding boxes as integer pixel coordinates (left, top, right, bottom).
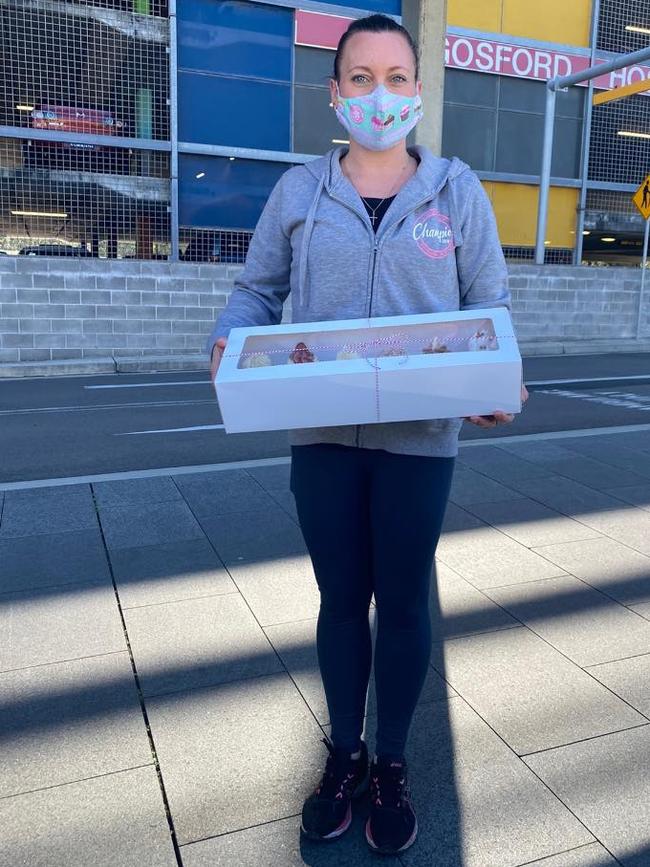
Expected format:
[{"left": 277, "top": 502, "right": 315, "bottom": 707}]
[{"left": 334, "top": 83, "right": 423, "bottom": 151}]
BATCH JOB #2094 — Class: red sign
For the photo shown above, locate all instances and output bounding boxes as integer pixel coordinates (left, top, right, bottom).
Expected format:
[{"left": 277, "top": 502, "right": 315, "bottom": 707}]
[
  {"left": 295, "top": 11, "right": 650, "bottom": 96},
  {"left": 444, "top": 34, "right": 650, "bottom": 94},
  {"left": 295, "top": 9, "right": 353, "bottom": 50}
]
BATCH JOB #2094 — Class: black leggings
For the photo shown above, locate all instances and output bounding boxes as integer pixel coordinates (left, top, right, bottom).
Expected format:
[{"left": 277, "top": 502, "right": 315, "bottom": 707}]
[{"left": 290, "top": 443, "right": 455, "bottom": 760}]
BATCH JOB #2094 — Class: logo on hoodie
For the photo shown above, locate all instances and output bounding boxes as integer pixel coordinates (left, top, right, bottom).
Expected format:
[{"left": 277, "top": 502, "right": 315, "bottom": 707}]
[{"left": 413, "top": 209, "right": 455, "bottom": 260}]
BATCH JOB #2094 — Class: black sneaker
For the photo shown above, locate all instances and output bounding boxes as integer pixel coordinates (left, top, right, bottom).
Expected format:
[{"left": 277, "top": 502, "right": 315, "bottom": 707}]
[
  {"left": 365, "top": 755, "right": 418, "bottom": 855},
  {"left": 301, "top": 736, "right": 369, "bottom": 841}
]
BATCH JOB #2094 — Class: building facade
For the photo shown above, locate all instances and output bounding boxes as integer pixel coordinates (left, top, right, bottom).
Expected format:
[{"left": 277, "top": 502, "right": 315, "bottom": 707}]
[{"left": 1, "top": 0, "right": 649, "bottom": 266}]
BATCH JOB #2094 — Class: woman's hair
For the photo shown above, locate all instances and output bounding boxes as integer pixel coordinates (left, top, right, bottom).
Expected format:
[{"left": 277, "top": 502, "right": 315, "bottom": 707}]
[{"left": 333, "top": 14, "right": 420, "bottom": 82}]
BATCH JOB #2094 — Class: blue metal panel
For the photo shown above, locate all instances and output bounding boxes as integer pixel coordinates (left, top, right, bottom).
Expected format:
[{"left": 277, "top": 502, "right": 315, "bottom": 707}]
[
  {"left": 178, "top": 72, "right": 291, "bottom": 150},
  {"left": 178, "top": 0, "right": 293, "bottom": 81},
  {"left": 179, "top": 154, "right": 290, "bottom": 229}
]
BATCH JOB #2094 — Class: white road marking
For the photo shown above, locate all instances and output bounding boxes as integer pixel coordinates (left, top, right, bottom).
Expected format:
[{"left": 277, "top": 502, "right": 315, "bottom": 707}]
[
  {"left": 528, "top": 375, "right": 650, "bottom": 386},
  {"left": 0, "top": 399, "right": 215, "bottom": 416},
  {"left": 537, "top": 388, "right": 650, "bottom": 411},
  {"left": 117, "top": 423, "right": 225, "bottom": 435},
  {"left": 3, "top": 422, "right": 650, "bottom": 490},
  {"left": 85, "top": 380, "right": 208, "bottom": 389},
  {"left": 459, "top": 421, "right": 650, "bottom": 446},
  {"left": 0, "top": 456, "right": 291, "bottom": 491}
]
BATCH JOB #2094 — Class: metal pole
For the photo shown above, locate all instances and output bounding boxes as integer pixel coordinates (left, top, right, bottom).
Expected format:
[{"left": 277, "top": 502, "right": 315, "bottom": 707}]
[
  {"left": 637, "top": 218, "right": 649, "bottom": 340},
  {"left": 169, "top": 0, "right": 180, "bottom": 262},
  {"left": 535, "top": 85, "right": 557, "bottom": 264},
  {"left": 552, "top": 43, "right": 650, "bottom": 90},
  {"left": 575, "top": 0, "right": 600, "bottom": 266}
]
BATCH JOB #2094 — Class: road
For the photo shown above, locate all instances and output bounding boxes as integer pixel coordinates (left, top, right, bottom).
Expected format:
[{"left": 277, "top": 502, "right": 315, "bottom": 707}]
[{"left": 1, "top": 353, "right": 649, "bottom": 483}]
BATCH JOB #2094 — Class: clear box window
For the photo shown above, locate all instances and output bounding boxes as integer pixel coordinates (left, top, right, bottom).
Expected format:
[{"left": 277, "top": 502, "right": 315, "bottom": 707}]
[{"left": 237, "top": 319, "right": 499, "bottom": 369}]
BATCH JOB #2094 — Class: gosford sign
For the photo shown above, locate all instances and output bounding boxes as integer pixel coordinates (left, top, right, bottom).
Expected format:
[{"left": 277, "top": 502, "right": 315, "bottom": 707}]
[
  {"left": 295, "top": 10, "right": 650, "bottom": 96},
  {"left": 444, "top": 33, "right": 650, "bottom": 93}
]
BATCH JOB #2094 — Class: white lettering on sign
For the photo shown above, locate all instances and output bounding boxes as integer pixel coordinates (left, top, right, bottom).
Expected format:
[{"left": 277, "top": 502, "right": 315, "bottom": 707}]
[
  {"left": 443, "top": 33, "right": 650, "bottom": 96},
  {"left": 512, "top": 48, "right": 533, "bottom": 77}
]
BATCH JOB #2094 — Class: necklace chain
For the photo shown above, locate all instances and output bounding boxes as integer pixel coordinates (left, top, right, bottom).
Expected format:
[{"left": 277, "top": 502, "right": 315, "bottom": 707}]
[
  {"left": 342, "top": 156, "right": 417, "bottom": 227},
  {"left": 361, "top": 195, "right": 393, "bottom": 226}
]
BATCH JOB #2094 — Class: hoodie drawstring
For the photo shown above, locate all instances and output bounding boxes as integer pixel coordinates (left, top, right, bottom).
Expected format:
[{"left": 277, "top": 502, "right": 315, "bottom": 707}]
[
  {"left": 446, "top": 174, "right": 463, "bottom": 250},
  {"left": 298, "top": 174, "right": 326, "bottom": 309}
]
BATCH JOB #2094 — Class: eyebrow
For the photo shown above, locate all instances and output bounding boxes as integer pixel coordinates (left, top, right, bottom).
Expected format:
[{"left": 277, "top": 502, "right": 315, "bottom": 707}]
[{"left": 348, "top": 65, "right": 409, "bottom": 72}]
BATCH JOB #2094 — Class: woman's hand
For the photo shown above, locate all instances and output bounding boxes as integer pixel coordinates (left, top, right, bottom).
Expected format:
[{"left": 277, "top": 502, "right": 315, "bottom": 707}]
[
  {"left": 464, "top": 384, "right": 529, "bottom": 429},
  {"left": 210, "top": 338, "right": 227, "bottom": 392}
]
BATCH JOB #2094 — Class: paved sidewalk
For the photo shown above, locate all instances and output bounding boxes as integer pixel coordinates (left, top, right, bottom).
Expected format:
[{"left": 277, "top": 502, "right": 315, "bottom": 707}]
[{"left": 2, "top": 429, "right": 650, "bottom": 866}]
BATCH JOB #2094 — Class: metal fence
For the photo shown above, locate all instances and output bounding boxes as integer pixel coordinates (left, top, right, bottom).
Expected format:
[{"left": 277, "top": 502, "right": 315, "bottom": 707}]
[
  {"left": 583, "top": 0, "right": 650, "bottom": 266},
  {"left": 0, "top": 0, "right": 171, "bottom": 258}
]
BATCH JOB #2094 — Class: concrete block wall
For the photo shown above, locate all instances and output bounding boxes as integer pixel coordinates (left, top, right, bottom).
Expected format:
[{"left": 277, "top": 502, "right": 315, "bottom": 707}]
[
  {"left": 508, "top": 264, "right": 647, "bottom": 343},
  {"left": 0, "top": 258, "right": 648, "bottom": 365},
  {"left": 0, "top": 257, "right": 233, "bottom": 364}
]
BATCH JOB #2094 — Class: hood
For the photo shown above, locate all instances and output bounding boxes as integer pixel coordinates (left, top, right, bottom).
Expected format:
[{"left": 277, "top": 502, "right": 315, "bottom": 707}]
[
  {"left": 296, "top": 146, "right": 471, "bottom": 307},
  {"left": 304, "top": 144, "right": 470, "bottom": 200}
]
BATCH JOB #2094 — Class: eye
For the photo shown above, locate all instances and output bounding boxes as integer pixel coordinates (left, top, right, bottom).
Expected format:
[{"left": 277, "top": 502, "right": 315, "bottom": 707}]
[
  {"left": 351, "top": 74, "right": 370, "bottom": 84},
  {"left": 391, "top": 74, "right": 408, "bottom": 83}
]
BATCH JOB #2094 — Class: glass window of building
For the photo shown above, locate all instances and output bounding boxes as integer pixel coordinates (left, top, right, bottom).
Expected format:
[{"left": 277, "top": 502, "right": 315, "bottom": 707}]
[
  {"left": 179, "top": 154, "right": 292, "bottom": 263},
  {"left": 442, "top": 70, "right": 584, "bottom": 179},
  {"left": 177, "top": 0, "right": 293, "bottom": 149}
]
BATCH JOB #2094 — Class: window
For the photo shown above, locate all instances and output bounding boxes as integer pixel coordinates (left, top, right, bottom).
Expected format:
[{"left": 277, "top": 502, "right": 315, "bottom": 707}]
[
  {"left": 294, "top": 86, "right": 343, "bottom": 155},
  {"left": 177, "top": 0, "right": 293, "bottom": 149},
  {"left": 179, "top": 154, "right": 291, "bottom": 230},
  {"left": 177, "top": 0, "right": 292, "bottom": 81},
  {"left": 442, "top": 69, "right": 584, "bottom": 179},
  {"left": 178, "top": 73, "right": 290, "bottom": 150},
  {"left": 444, "top": 69, "right": 498, "bottom": 108},
  {"left": 293, "top": 45, "right": 346, "bottom": 155},
  {"left": 442, "top": 105, "right": 496, "bottom": 172}
]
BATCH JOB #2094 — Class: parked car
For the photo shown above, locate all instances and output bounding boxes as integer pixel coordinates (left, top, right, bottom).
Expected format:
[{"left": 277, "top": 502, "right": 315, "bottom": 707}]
[
  {"left": 31, "top": 104, "right": 123, "bottom": 139},
  {"left": 19, "top": 244, "right": 93, "bottom": 257},
  {"left": 24, "top": 104, "right": 128, "bottom": 172}
]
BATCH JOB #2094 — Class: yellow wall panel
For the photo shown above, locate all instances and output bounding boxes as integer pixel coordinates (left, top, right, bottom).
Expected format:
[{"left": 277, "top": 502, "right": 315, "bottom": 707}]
[
  {"left": 501, "top": 0, "right": 592, "bottom": 47},
  {"left": 447, "top": 0, "right": 501, "bottom": 34},
  {"left": 448, "top": 0, "right": 592, "bottom": 48},
  {"left": 485, "top": 182, "right": 578, "bottom": 249}
]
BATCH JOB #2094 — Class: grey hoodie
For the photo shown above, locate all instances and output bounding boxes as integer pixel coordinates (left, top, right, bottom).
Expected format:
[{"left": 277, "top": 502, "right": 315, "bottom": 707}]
[{"left": 207, "top": 145, "right": 510, "bottom": 457}]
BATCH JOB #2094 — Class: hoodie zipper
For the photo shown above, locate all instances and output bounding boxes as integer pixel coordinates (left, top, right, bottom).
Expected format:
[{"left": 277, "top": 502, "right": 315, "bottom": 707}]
[{"left": 328, "top": 190, "right": 432, "bottom": 448}]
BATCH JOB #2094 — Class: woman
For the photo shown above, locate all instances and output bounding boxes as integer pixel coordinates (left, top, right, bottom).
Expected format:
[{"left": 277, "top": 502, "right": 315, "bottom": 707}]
[{"left": 208, "top": 13, "right": 527, "bottom": 856}]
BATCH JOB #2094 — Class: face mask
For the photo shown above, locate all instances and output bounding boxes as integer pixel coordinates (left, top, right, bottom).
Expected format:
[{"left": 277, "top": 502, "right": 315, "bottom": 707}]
[{"left": 334, "top": 83, "right": 423, "bottom": 151}]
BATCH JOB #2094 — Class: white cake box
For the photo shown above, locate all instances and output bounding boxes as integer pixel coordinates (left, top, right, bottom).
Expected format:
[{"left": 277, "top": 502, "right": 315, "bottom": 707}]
[{"left": 215, "top": 308, "right": 522, "bottom": 434}]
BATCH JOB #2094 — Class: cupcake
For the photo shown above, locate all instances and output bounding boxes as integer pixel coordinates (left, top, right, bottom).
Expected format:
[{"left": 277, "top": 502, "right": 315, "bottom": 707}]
[
  {"left": 383, "top": 114, "right": 395, "bottom": 129},
  {"left": 380, "top": 345, "right": 407, "bottom": 357},
  {"left": 240, "top": 352, "right": 272, "bottom": 368},
  {"left": 288, "top": 341, "right": 317, "bottom": 363},
  {"left": 467, "top": 330, "right": 495, "bottom": 352},
  {"left": 423, "top": 336, "right": 448, "bottom": 354},
  {"left": 400, "top": 105, "right": 410, "bottom": 122}
]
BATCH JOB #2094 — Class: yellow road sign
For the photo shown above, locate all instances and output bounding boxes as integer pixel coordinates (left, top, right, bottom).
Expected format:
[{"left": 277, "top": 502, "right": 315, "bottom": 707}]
[
  {"left": 633, "top": 174, "right": 650, "bottom": 220},
  {"left": 594, "top": 77, "right": 650, "bottom": 106}
]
